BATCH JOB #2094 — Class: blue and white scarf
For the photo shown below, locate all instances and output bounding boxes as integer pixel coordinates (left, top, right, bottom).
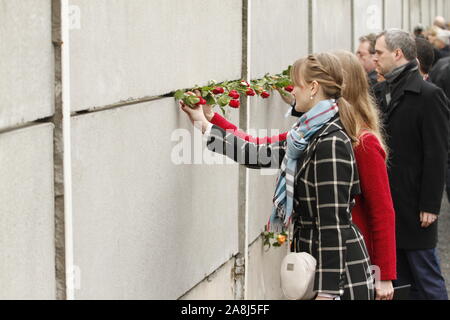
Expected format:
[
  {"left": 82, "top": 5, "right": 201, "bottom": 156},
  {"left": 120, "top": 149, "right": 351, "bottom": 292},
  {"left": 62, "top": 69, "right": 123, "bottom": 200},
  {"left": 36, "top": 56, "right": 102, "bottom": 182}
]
[{"left": 268, "top": 99, "right": 339, "bottom": 232}]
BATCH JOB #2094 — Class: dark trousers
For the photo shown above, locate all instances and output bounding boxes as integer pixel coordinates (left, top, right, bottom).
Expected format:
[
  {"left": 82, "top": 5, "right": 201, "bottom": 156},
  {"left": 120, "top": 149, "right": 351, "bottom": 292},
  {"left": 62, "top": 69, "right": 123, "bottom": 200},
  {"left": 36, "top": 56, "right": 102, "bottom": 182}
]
[{"left": 394, "top": 248, "right": 448, "bottom": 300}]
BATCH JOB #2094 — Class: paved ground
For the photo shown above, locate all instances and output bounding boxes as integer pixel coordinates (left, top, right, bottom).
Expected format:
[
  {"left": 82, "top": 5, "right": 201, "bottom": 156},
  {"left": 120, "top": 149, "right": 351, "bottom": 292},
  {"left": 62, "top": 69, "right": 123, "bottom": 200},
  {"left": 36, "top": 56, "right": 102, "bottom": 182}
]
[{"left": 438, "top": 195, "right": 450, "bottom": 298}]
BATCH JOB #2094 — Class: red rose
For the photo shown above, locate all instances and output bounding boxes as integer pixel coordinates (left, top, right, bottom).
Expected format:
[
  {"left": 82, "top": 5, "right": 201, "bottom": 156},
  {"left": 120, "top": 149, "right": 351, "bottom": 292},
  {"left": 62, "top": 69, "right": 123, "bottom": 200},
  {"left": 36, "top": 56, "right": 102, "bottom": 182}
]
[
  {"left": 212, "top": 87, "right": 225, "bottom": 95},
  {"left": 229, "top": 99, "right": 240, "bottom": 108},
  {"left": 261, "top": 91, "right": 270, "bottom": 99},
  {"left": 228, "top": 90, "right": 240, "bottom": 99},
  {"left": 196, "top": 97, "right": 207, "bottom": 106},
  {"left": 246, "top": 88, "right": 256, "bottom": 96},
  {"left": 284, "top": 85, "right": 294, "bottom": 92}
]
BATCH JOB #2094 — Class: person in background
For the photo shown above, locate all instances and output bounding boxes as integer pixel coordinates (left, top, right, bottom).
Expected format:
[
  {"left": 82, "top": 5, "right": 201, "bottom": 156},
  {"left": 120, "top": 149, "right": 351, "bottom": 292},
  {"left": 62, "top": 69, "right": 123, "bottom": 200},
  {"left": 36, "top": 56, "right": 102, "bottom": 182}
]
[
  {"left": 414, "top": 24, "right": 426, "bottom": 39},
  {"left": 373, "top": 29, "right": 449, "bottom": 300},
  {"left": 429, "top": 56, "right": 450, "bottom": 206},
  {"left": 200, "top": 51, "right": 397, "bottom": 300},
  {"left": 415, "top": 37, "right": 435, "bottom": 81},
  {"left": 356, "top": 34, "right": 379, "bottom": 87},
  {"left": 433, "top": 16, "right": 448, "bottom": 31},
  {"left": 429, "top": 28, "right": 450, "bottom": 64}
]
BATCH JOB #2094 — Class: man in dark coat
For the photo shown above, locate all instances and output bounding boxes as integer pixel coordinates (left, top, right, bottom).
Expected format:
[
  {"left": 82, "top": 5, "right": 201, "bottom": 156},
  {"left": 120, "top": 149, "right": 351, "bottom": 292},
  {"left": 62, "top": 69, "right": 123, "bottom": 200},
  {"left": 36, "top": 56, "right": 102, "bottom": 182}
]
[
  {"left": 429, "top": 56, "right": 450, "bottom": 203},
  {"left": 373, "top": 29, "right": 449, "bottom": 300}
]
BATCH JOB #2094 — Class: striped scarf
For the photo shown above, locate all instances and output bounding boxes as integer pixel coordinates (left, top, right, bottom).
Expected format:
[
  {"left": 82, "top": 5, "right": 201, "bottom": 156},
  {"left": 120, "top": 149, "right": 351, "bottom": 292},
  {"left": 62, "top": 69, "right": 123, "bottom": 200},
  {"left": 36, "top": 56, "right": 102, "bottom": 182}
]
[{"left": 268, "top": 99, "right": 339, "bottom": 232}]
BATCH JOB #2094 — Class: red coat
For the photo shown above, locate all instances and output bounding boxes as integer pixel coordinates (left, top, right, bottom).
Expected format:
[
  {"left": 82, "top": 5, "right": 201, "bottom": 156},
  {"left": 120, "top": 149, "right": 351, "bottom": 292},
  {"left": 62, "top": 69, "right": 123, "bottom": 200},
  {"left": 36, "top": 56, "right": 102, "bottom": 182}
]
[{"left": 211, "top": 113, "right": 397, "bottom": 280}]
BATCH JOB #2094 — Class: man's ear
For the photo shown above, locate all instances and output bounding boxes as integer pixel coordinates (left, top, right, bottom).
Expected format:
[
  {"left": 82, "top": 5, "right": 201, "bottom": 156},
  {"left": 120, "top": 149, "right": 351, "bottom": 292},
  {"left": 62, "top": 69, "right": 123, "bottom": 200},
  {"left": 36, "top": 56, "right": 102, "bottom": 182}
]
[{"left": 394, "top": 48, "right": 403, "bottom": 60}]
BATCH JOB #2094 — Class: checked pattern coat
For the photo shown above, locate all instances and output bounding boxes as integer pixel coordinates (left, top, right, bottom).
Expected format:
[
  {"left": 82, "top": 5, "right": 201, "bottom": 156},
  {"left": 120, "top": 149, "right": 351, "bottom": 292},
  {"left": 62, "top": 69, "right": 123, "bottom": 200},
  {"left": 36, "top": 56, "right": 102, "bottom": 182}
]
[{"left": 206, "top": 114, "right": 375, "bottom": 300}]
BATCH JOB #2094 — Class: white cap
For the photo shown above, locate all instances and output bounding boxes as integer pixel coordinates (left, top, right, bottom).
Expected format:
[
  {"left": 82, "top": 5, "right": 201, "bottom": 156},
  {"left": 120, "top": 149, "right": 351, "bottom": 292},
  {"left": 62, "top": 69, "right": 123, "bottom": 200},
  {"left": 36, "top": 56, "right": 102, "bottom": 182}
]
[{"left": 436, "top": 29, "right": 450, "bottom": 45}]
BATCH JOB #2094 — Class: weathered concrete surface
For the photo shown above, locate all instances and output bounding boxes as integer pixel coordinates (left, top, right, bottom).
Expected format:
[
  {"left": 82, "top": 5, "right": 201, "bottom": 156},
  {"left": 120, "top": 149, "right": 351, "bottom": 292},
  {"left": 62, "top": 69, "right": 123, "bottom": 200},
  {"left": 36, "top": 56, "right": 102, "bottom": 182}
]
[
  {"left": 384, "top": 0, "right": 403, "bottom": 29},
  {"left": 437, "top": 0, "right": 445, "bottom": 17},
  {"left": 246, "top": 236, "right": 286, "bottom": 299},
  {"left": 0, "top": 124, "right": 56, "bottom": 299},
  {"left": 250, "top": 0, "right": 309, "bottom": 78},
  {"left": 247, "top": 96, "right": 296, "bottom": 243},
  {"left": 421, "top": 0, "right": 432, "bottom": 27},
  {"left": 71, "top": 98, "right": 240, "bottom": 299},
  {"left": 403, "top": 0, "right": 411, "bottom": 30},
  {"left": 0, "top": 0, "right": 54, "bottom": 130},
  {"left": 69, "top": 0, "right": 242, "bottom": 111},
  {"left": 410, "top": 0, "right": 422, "bottom": 29},
  {"left": 353, "top": 0, "right": 383, "bottom": 50},
  {"left": 312, "top": 0, "right": 352, "bottom": 52},
  {"left": 180, "top": 257, "right": 236, "bottom": 300},
  {"left": 430, "top": 0, "right": 438, "bottom": 23}
]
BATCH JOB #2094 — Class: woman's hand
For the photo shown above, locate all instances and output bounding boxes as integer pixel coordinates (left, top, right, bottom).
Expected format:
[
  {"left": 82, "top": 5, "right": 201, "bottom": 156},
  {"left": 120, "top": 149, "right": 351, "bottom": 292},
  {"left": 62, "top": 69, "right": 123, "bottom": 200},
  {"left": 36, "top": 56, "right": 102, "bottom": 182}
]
[
  {"left": 375, "top": 280, "right": 394, "bottom": 300},
  {"left": 179, "top": 99, "right": 210, "bottom": 134},
  {"left": 192, "top": 90, "right": 214, "bottom": 121}
]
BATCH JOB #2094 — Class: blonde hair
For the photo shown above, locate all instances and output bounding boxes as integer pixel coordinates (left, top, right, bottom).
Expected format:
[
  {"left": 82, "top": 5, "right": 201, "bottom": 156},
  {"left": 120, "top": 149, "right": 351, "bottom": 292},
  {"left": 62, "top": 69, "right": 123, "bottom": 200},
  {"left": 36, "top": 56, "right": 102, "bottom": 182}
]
[
  {"left": 332, "top": 50, "right": 388, "bottom": 155},
  {"left": 291, "top": 53, "right": 359, "bottom": 146}
]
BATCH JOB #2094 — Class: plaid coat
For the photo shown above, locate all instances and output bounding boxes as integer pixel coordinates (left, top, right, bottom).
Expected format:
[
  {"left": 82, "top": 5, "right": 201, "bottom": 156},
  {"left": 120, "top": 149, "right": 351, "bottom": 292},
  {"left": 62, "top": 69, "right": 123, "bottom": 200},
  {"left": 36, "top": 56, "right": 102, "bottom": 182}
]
[{"left": 207, "top": 114, "right": 375, "bottom": 300}]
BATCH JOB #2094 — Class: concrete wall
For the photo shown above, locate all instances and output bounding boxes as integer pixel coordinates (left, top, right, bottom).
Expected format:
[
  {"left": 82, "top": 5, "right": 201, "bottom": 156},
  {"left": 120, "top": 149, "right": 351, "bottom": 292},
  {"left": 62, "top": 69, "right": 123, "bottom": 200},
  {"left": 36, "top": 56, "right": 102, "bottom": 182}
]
[
  {"left": 385, "top": 0, "right": 404, "bottom": 29},
  {"left": 2, "top": 0, "right": 450, "bottom": 300},
  {"left": 71, "top": 99, "right": 239, "bottom": 299},
  {"left": 354, "top": 0, "right": 383, "bottom": 50},
  {"left": 0, "top": 0, "right": 54, "bottom": 130},
  {"left": 0, "top": 124, "right": 55, "bottom": 300},
  {"left": 69, "top": 0, "right": 242, "bottom": 111},
  {"left": 313, "top": 0, "right": 353, "bottom": 52}
]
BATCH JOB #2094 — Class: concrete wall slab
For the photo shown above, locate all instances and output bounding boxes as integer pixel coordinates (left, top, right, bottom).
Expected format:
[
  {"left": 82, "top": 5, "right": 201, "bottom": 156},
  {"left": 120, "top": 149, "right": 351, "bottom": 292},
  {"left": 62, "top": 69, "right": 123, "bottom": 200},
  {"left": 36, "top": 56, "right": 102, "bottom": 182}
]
[
  {"left": 0, "top": 0, "right": 54, "bottom": 130},
  {"left": 69, "top": 0, "right": 242, "bottom": 112},
  {"left": 71, "top": 98, "right": 240, "bottom": 299},
  {"left": 0, "top": 124, "right": 55, "bottom": 299}
]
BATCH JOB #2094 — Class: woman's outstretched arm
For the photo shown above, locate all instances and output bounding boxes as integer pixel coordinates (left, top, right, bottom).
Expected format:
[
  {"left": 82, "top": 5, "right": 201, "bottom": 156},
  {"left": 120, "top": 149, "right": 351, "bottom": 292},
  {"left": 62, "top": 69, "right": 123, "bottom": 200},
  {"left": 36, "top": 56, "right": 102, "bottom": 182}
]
[
  {"left": 180, "top": 101, "right": 285, "bottom": 169},
  {"left": 210, "top": 112, "right": 288, "bottom": 144}
]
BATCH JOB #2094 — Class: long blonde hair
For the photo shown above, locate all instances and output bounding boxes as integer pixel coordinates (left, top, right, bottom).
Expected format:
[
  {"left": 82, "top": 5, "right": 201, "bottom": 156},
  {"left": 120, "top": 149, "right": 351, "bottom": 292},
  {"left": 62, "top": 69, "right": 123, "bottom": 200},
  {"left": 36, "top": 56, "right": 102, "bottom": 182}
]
[
  {"left": 291, "top": 53, "right": 359, "bottom": 146},
  {"left": 332, "top": 50, "right": 388, "bottom": 155}
]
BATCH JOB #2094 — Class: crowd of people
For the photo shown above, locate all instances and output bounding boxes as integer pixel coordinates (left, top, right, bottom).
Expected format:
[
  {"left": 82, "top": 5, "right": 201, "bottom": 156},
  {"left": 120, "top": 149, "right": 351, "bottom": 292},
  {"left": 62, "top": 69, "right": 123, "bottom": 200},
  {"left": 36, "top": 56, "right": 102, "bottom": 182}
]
[{"left": 179, "top": 17, "right": 450, "bottom": 300}]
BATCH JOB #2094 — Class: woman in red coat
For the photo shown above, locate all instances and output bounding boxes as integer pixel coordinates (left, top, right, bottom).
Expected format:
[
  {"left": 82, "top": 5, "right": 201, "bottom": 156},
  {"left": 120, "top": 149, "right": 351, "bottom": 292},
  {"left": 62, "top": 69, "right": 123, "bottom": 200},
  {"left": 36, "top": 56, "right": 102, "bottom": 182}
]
[{"left": 199, "top": 51, "right": 396, "bottom": 300}]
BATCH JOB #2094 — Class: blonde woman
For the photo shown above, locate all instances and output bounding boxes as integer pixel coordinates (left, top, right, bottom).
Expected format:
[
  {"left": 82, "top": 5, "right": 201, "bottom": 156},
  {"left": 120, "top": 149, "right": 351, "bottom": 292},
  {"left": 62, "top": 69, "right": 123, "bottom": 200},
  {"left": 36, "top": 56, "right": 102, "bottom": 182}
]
[
  {"left": 181, "top": 53, "right": 375, "bottom": 300},
  {"left": 201, "top": 51, "right": 397, "bottom": 300}
]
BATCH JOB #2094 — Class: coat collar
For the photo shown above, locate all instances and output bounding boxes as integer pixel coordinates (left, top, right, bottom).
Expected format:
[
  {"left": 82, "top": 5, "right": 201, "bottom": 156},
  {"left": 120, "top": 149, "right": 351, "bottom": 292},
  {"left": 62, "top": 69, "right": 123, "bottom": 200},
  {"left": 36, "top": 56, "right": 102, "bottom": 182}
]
[
  {"left": 295, "top": 114, "right": 344, "bottom": 178},
  {"left": 384, "top": 69, "right": 423, "bottom": 121}
]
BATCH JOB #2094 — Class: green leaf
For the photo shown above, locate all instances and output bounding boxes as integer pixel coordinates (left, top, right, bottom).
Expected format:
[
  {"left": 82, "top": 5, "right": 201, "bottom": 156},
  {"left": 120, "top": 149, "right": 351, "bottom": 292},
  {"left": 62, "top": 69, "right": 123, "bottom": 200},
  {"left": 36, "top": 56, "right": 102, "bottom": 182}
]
[
  {"left": 186, "top": 95, "right": 200, "bottom": 106},
  {"left": 206, "top": 94, "right": 216, "bottom": 106},
  {"left": 174, "top": 90, "right": 185, "bottom": 100},
  {"left": 217, "top": 95, "right": 231, "bottom": 107}
]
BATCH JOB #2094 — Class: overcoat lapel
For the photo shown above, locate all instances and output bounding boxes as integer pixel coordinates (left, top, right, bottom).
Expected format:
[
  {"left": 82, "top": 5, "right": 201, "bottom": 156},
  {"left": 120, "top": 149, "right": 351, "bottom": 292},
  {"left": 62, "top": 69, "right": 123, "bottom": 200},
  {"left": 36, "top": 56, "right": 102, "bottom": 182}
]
[
  {"left": 385, "top": 72, "right": 422, "bottom": 122},
  {"left": 295, "top": 115, "right": 343, "bottom": 180}
]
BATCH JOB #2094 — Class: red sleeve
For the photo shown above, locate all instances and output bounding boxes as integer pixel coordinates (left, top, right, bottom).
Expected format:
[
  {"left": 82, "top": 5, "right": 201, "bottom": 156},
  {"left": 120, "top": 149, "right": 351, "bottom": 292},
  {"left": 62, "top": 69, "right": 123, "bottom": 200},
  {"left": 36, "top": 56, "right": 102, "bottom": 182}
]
[
  {"left": 210, "top": 112, "right": 288, "bottom": 144},
  {"left": 354, "top": 133, "right": 397, "bottom": 281}
]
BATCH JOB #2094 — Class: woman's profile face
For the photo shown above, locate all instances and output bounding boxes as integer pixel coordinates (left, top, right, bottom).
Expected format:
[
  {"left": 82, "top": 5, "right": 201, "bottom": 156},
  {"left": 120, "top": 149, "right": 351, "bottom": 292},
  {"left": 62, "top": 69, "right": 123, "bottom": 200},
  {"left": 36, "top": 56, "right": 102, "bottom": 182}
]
[{"left": 292, "top": 78, "right": 313, "bottom": 113}]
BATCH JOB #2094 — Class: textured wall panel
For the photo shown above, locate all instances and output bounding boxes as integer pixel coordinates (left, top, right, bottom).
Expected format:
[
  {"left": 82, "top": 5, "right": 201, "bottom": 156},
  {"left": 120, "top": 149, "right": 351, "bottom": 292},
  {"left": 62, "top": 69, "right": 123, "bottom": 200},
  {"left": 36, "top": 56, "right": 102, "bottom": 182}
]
[
  {"left": 354, "top": 0, "right": 383, "bottom": 50},
  {"left": 0, "top": 124, "right": 55, "bottom": 299},
  {"left": 69, "top": 0, "right": 242, "bottom": 111},
  {"left": 312, "top": 0, "right": 352, "bottom": 52},
  {"left": 410, "top": 0, "right": 422, "bottom": 29},
  {"left": 385, "top": 0, "right": 404, "bottom": 29},
  {"left": 71, "top": 99, "right": 239, "bottom": 299},
  {"left": 251, "top": 0, "right": 309, "bottom": 78},
  {"left": 0, "top": 0, "right": 54, "bottom": 130}
]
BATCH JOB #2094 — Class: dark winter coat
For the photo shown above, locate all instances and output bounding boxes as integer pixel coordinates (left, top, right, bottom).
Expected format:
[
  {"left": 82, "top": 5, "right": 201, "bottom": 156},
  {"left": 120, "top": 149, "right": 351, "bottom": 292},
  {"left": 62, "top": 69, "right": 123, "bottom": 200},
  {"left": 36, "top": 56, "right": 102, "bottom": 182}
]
[{"left": 373, "top": 62, "right": 449, "bottom": 250}]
